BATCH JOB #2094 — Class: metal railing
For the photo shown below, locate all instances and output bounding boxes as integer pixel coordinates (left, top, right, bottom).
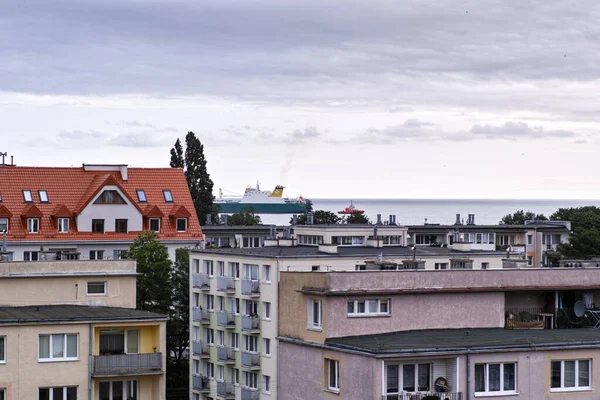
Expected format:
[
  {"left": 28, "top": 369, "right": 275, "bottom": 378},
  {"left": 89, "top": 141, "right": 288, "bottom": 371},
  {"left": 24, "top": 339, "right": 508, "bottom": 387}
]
[
  {"left": 505, "top": 307, "right": 546, "bottom": 329},
  {"left": 241, "top": 279, "right": 260, "bottom": 295},
  {"left": 93, "top": 352, "right": 162, "bottom": 375},
  {"left": 242, "top": 387, "right": 260, "bottom": 400},
  {"left": 217, "top": 346, "right": 236, "bottom": 363},
  {"left": 241, "top": 351, "right": 260, "bottom": 368},
  {"left": 241, "top": 315, "right": 260, "bottom": 331},
  {"left": 192, "top": 307, "right": 210, "bottom": 323},
  {"left": 383, "top": 392, "right": 463, "bottom": 400},
  {"left": 217, "top": 381, "right": 236, "bottom": 398},
  {"left": 193, "top": 273, "right": 210, "bottom": 289},
  {"left": 217, "top": 275, "right": 236, "bottom": 292},
  {"left": 192, "top": 374, "right": 210, "bottom": 391},
  {"left": 217, "top": 311, "right": 237, "bottom": 328}
]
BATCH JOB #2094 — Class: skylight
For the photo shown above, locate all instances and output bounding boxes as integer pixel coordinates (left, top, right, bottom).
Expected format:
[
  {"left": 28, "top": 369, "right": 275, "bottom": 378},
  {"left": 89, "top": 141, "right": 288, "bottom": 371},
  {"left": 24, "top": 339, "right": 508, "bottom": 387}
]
[
  {"left": 163, "top": 190, "right": 173, "bottom": 203},
  {"left": 23, "top": 190, "right": 33, "bottom": 203},
  {"left": 136, "top": 189, "right": 147, "bottom": 202},
  {"left": 0, "top": 192, "right": 2, "bottom": 202},
  {"left": 39, "top": 190, "right": 49, "bottom": 203}
]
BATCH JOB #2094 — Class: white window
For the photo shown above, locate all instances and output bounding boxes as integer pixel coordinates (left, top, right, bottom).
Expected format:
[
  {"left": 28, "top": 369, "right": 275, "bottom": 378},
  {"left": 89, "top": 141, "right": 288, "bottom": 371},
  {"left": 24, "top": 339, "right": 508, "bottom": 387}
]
[
  {"left": 99, "top": 329, "right": 139, "bottom": 354},
  {"left": 28, "top": 218, "right": 39, "bottom": 233},
  {"left": 434, "top": 263, "right": 447, "bottom": 270},
  {"left": 244, "top": 372, "right": 258, "bottom": 389},
  {"left": 230, "top": 298, "right": 240, "bottom": 315},
  {"left": 262, "top": 375, "right": 271, "bottom": 394},
  {"left": 149, "top": 218, "right": 160, "bottom": 232},
  {"left": 481, "top": 262, "right": 489, "bottom": 270},
  {"left": 39, "top": 190, "right": 49, "bottom": 203},
  {"left": 193, "top": 326, "right": 200, "bottom": 341},
  {"left": 262, "top": 338, "right": 271, "bottom": 356},
  {"left": 527, "top": 256, "right": 533, "bottom": 266},
  {"left": 217, "top": 330, "right": 225, "bottom": 346},
  {"left": 243, "top": 264, "right": 259, "bottom": 281},
  {"left": 163, "top": 190, "right": 173, "bottom": 202},
  {"left": 527, "top": 234, "right": 533, "bottom": 245},
  {"left": 476, "top": 233, "right": 482, "bottom": 244},
  {"left": 136, "top": 189, "right": 147, "bottom": 202},
  {"left": 205, "top": 328, "right": 214, "bottom": 345},
  {"left": 233, "top": 368, "right": 240, "bottom": 385},
  {"left": 204, "top": 362, "right": 214, "bottom": 378},
  {"left": 475, "top": 362, "right": 516, "bottom": 394},
  {"left": 386, "top": 363, "right": 431, "bottom": 394},
  {"left": 551, "top": 359, "right": 590, "bottom": 391},
  {"left": 23, "top": 190, "right": 33, "bottom": 202},
  {"left": 0, "top": 218, "right": 7, "bottom": 233},
  {"left": 98, "top": 380, "right": 137, "bottom": 400},
  {"left": 229, "top": 262, "right": 240, "bottom": 279},
  {"left": 24, "top": 251, "right": 39, "bottom": 261},
  {"left": 218, "top": 296, "right": 224, "bottom": 311},
  {"left": 58, "top": 218, "right": 69, "bottom": 233},
  {"left": 0, "top": 336, "right": 5, "bottom": 363},
  {"left": 176, "top": 218, "right": 187, "bottom": 232},
  {"left": 204, "top": 294, "right": 214, "bottom": 311},
  {"left": 244, "top": 335, "right": 258, "bottom": 353},
  {"left": 217, "top": 261, "right": 225, "bottom": 277},
  {"left": 263, "top": 265, "right": 271, "bottom": 283},
  {"left": 87, "top": 281, "right": 107, "bottom": 295},
  {"left": 230, "top": 333, "right": 239, "bottom": 350},
  {"left": 39, "top": 334, "right": 78, "bottom": 361},
  {"left": 204, "top": 260, "right": 214, "bottom": 277},
  {"left": 307, "top": 299, "right": 322, "bottom": 330},
  {"left": 347, "top": 299, "right": 389, "bottom": 316},
  {"left": 89, "top": 250, "right": 104, "bottom": 260},
  {"left": 38, "top": 386, "right": 78, "bottom": 399},
  {"left": 193, "top": 359, "right": 200, "bottom": 374},
  {"left": 244, "top": 300, "right": 258, "bottom": 316},
  {"left": 217, "top": 365, "right": 225, "bottom": 381},
  {"left": 327, "top": 359, "right": 339, "bottom": 392},
  {"left": 263, "top": 302, "right": 271, "bottom": 320}
]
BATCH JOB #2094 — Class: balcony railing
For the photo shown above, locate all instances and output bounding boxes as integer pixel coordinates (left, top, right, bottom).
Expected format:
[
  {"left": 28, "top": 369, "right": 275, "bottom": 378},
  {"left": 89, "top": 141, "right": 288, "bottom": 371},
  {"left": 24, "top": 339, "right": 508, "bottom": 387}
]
[
  {"left": 192, "top": 374, "right": 210, "bottom": 392},
  {"left": 193, "top": 273, "right": 210, "bottom": 290},
  {"left": 192, "top": 307, "right": 210, "bottom": 323},
  {"left": 241, "top": 279, "right": 260, "bottom": 296},
  {"left": 241, "top": 351, "right": 260, "bottom": 369},
  {"left": 241, "top": 315, "right": 260, "bottom": 332},
  {"left": 217, "top": 346, "right": 236, "bottom": 363},
  {"left": 217, "top": 381, "right": 236, "bottom": 398},
  {"left": 192, "top": 341, "right": 211, "bottom": 358},
  {"left": 217, "top": 311, "right": 237, "bottom": 328},
  {"left": 217, "top": 276, "right": 236, "bottom": 293},
  {"left": 383, "top": 393, "right": 463, "bottom": 400},
  {"left": 505, "top": 307, "right": 546, "bottom": 329},
  {"left": 93, "top": 353, "right": 162, "bottom": 376},
  {"left": 242, "top": 387, "right": 260, "bottom": 400}
]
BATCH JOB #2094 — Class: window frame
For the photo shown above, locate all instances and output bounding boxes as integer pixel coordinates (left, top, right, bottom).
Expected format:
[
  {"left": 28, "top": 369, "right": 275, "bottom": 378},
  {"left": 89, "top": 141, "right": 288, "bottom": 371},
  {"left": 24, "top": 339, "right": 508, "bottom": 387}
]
[
  {"left": 0, "top": 218, "right": 8, "bottom": 233},
  {"left": 244, "top": 371, "right": 258, "bottom": 389},
  {"left": 27, "top": 218, "right": 39, "bottom": 233},
  {"left": 176, "top": 218, "right": 187, "bottom": 232},
  {"left": 149, "top": 218, "right": 161, "bottom": 232},
  {"left": 57, "top": 218, "right": 69, "bottom": 233},
  {"left": 474, "top": 362, "right": 517, "bottom": 395},
  {"left": 38, "top": 386, "right": 78, "bottom": 400},
  {"left": 93, "top": 190, "right": 126, "bottom": 205},
  {"left": 98, "top": 380, "right": 138, "bottom": 400},
  {"left": 89, "top": 250, "right": 104, "bottom": 260},
  {"left": 347, "top": 299, "right": 390, "bottom": 317},
  {"left": 38, "top": 190, "right": 49, "bottom": 203},
  {"left": 87, "top": 281, "right": 107, "bottom": 296},
  {"left": 551, "top": 359, "right": 591, "bottom": 392},
  {"left": 0, "top": 336, "right": 5, "bottom": 364},
  {"left": 92, "top": 219, "right": 105, "bottom": 233},
  {"left": 115, "top": 219, "right": 128, "bottom": 233},
  {"left": 230, "top": 332, "right": 239, "bottom": 350},
  {"left": 38, "top": 333, "right": 79, "bottom": 362},
  {"left": 163, "top": 190, "right": 174, "bottom": 203},
  {"left": 244, "top": 334, "right": 258, "bottom": 353},
  {"left": 23, "top": 190, "right": 33, "bottom": 203},
  {"left": 307, "top": 299, "right": 322, "bottom": 331},
  {"left": 136, "top": 189, "right": 147, "bottom": 203},
  {"left": 262, "top": 265, "right": 271, "bottom": 283},
  {"left": 326, "top": 358, "right": 340, "bottom": 392},
  {"left": 262, "top": 374, "right": 271, "bottom": 394},
  {"left": 262, "top": 338, "right": 271, "bottom": 357},
  {"left": 263, "top": 302, "right": 271, "bottom": 320}
]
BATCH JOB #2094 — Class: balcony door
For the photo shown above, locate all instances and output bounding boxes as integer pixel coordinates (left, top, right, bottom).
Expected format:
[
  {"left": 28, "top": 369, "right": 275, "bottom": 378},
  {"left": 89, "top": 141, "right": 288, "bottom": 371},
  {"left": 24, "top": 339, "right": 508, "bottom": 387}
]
[
  {"left": 99, "top": 380, "right": 138, "bottom": 400},
  {"left": 244, "top": 264, "right": 259, "bottom": 281},
  {"left": 99, "top": 329, "right": 139, "bottom": 355},
  {"left": 386, "top": 363, "right": 431, "bottom": 395}
]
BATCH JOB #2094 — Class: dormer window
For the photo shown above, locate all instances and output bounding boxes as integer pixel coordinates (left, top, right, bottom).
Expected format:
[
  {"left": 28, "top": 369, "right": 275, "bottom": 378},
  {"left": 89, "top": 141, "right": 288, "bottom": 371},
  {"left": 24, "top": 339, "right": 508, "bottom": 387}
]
[
  {"left": 136, "top": 190, "right": 147, "bottom": 203},
  {"left": 163, "top": 190, "right": 173, "bottom": 203},
  {"left": 0, "top": 218, "right": 7, "bottom": 233},
  {"left": 38, "top": 190, "right": 49, "bottom": 203},
  {"left": 176, "top": 218, "right": 187, "bottom": 232},
  {"left": 27, "top": 218, "right": 39, "bottom": 233},
  {"left": 23, "top": 190, "right": 33, "bottom": 203},
  {"left": 93, "top": 190, "right": 126, "bottom": 205},
  {"left": 0, "top": 192, "right": 2, "bottom": 202},
  {"left": 149, "top": 218, "right": 161, "bottom": 232},
  {"left": 58, "top": 218, "right": 69, "bottom": 233}
]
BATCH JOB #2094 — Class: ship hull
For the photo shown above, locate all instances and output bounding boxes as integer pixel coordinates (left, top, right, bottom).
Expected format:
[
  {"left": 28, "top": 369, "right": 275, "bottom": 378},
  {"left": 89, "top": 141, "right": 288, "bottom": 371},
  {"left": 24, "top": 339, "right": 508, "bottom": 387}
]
[{"left": 215, "top": 202, "right": 307, "bottom": 214}]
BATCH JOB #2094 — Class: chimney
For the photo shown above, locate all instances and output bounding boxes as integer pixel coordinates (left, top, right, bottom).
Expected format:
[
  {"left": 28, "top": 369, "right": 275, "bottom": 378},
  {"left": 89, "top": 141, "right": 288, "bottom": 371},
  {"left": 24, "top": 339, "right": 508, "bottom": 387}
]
[
  {"left": 206, "top": 214, "right": 212, "bottom": 225},
  {"left": 468, "top": 214, "right": 475, "bottom": 225},
  {"left": 373, "top": 227, "right": 378, "bottom": 238},
  {"left": 455, "top": 214, "right": 461, "bottom": 225},
  {"left": 377, "top": 214, "right": 382, "bottom": 225}
]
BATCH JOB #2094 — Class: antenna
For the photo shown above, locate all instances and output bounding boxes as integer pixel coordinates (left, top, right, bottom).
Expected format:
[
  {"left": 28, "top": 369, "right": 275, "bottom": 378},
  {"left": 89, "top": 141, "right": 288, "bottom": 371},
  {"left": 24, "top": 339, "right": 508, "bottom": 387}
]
[{"left": 0, "top": 153, "right": 15, "bottom": 166}]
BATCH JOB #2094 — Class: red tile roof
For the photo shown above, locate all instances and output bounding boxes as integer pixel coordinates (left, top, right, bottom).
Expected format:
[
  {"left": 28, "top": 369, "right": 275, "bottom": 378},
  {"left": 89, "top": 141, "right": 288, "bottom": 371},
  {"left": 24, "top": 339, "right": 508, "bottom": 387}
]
[{"left": 0, "top": 165, "right": 202, "bottom": 242}]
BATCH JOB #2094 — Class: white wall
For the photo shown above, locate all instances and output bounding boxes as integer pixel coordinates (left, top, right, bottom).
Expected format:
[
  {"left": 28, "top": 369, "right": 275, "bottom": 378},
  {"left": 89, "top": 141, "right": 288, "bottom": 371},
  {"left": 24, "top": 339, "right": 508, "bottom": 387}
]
[{"left": 77, "top": 185, "right": 143, "bottom": 232}]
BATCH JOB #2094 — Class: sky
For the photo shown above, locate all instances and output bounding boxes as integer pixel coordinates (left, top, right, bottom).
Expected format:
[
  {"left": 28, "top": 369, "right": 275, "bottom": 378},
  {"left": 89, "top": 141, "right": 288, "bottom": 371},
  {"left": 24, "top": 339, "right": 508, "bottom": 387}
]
[{"left": 1, "top": 0, "right": 600, "bottom": 199}]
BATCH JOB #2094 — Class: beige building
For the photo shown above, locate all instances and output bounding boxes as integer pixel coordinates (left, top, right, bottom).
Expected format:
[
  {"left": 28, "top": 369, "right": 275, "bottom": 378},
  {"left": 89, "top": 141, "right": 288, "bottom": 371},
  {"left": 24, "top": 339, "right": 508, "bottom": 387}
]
[{"left": 0, "top": 260, "right": 167, "bottom": 400}]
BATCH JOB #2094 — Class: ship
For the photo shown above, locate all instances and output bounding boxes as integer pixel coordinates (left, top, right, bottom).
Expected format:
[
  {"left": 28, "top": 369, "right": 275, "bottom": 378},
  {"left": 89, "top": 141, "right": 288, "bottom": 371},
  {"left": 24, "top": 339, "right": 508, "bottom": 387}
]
[
  {"left": 215, "top": 182, "right": 310, "bottom": 214},
  {"left": 338, "top": 200, "right": 364, "bottom": 215}
]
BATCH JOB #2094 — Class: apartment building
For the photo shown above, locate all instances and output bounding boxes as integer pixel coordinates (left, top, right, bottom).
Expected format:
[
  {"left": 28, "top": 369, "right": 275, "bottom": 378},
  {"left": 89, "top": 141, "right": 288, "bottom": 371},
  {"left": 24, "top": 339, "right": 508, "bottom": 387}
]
[
  {"left": 0, "top": 260, "right": 167, "bottom": 399},
  {"left": 0, "top": 163, "right": 202, "bottom": 261},
  {"left": 278, "top": 268, "right": 600, "bottom": 399}
]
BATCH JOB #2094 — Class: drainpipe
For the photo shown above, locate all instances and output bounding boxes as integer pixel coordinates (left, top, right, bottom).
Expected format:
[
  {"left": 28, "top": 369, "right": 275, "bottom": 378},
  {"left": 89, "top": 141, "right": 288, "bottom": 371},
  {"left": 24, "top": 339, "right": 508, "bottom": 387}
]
[
  {"left": 89, "top": 324, "right": 93, "bottom": 400},
  {"left": 466, "top": 352, "right": 471, "bottom": 400},
  {"left": 276, "top": 256, "right": 281, "bottom": 398}
]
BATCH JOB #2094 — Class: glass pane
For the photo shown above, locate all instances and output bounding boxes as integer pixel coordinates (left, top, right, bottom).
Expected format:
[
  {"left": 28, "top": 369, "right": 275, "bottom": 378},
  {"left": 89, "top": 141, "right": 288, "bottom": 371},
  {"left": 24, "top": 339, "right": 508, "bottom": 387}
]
[
  {"left": 53, "top": 388, "right": 64, "bottom": 400},
  {"left": 368, "top": 300, "right": 378, "bottom": 313},
  {"left": 488, "top": 364, "right": 500, "bottom": 391},
  {"left": 357, "top": 301, "right": 365, "bottom": 313},
  {"left": 52, "top": 335, "right": 64, "bottom": 358},
  {"left": 113, "top": 381, "right": 124, "bottom": 400},
  {"left": 347, "top": 302, "right": 354, "bottom": 314},
  {"left": 503, "top": 363, "right": 516, "bottom": 391},
  {"left": 127, "top": 330, "right": 139, "bottom": 354},
  {"left": 99, "top": 382, "right": 110, "bottom": 400},
  {"left": 66, "top": 334, "right": 77, "bottom": 358},
  {"left": 578, "top": 360, "right": 590, "bottom": 387},
  {"left": 313, "top": 301, "right": 320, "bottom": 324},
  {"left": 127, "top": 380, "right": 138, "bottom": 400},
  {"left": 418, "top": 364, "right": 430, "bottom": 391},
  {"left": 39, "top": 389, "right": 50, "bottom": 400},
  {"left": 39, "top": 335, "right": 50, "bottom": 358},
  {"left": 380, "top": 301, "right": 388, "bottom": 313},
  {"left": 66, "top": 387, "right": 77, "bottom": 400},
  {"left": 328, "top": 361, "right": 337, "bottom": 388},
  {"left": 387, "top": 365, "right": 399, "bottom": 393},
  {"left": 564, "top": 360, "right": 576, "bottom": 388},
  {"left": 474, "top": 364, "right": 485, "bottom": 392},
  {"left": 551, "top": 361, "right": 561, "bottom": 388},
  {"left": 403, "top": 364, "right": 415, "bottom": 391}
]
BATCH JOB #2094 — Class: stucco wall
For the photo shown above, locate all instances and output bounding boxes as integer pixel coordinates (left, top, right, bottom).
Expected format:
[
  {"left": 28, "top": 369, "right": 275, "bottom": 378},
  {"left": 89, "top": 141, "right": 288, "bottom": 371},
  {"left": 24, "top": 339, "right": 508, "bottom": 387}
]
[{"left": 279, "top": 341, "right": 380, "bottom": 400}]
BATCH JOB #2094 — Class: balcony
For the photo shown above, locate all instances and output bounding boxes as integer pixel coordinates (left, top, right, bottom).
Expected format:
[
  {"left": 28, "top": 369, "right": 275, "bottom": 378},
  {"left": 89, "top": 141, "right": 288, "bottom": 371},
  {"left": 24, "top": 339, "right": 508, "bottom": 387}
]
[
  {"left": 217, "top": 311, "right": 237, "bottom": 329},
  {"left": 217, "top": 276, "right": 236, "bottom": 293},
  {"left": 193, "top": 273, "right": 210, "bottom": 290},
  {"left": 384, "top": 393, "right": 462, "bottom": 400},
  {"left": 241, "top": 279, "right": 260, "bottom": 297},
  {"left": 192, "top": 374, "right": 210, "bottom": 392},
  {"left": 192, "top": 307, "right": 211, "bottom": 324},
  {"left": 241, "top": 315, "right": 260, "bottom": 333},
  {"left": 93, "top": 353, "right": 163, "bottom": 377},
  {"left": 241, "top": 351, "right": 260, "bottom": 370},
  {"left": 192, "top": 341, "right": 211, "bottom": 358},
  {"left": 217, "top": 381, "right": 236, "bottom": 399},
  {"left": 217, "top": 346, "right": 236, "bottom": 364},
  {"left": 242, "top": 387, "right": 260, "bottom": 400}
]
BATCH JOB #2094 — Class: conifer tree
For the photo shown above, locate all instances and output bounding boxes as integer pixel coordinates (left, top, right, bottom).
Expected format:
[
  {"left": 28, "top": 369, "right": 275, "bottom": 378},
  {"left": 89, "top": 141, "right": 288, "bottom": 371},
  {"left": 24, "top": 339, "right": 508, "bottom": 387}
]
[
  {"left": 184, "top": 131, "right": 214, "bottom": 224},
  {"left": 169, "top": 138, "right": 184, "bottom": 168}
]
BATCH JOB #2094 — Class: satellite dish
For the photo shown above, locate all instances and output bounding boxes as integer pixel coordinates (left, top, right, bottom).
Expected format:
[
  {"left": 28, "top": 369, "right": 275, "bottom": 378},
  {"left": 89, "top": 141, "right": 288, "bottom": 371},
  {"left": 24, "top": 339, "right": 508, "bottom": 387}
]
[
  {"left": 574, "top": 301, "right": 586, "bottom": 318},
  {"left": 434, "top": 377, "right": 449, "bottom": 392}
]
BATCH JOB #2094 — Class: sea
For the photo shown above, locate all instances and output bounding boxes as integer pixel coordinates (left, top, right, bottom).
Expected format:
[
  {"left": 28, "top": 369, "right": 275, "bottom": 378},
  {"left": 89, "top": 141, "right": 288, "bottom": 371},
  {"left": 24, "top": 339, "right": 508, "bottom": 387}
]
[{"left": 257, "top": 199, "right": 599, "bottom": 226}]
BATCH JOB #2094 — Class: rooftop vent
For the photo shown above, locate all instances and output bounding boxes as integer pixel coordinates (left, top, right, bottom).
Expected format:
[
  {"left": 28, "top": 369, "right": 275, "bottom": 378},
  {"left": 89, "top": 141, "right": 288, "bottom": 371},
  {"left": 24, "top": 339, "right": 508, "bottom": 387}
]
[{"left": 455, "top": 214, "right": 461, "bottom": 225}]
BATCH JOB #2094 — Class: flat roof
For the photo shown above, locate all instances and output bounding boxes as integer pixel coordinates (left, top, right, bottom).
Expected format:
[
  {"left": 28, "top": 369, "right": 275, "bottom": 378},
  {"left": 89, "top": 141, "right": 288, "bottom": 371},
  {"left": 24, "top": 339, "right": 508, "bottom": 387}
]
[
  {"left": 324, "top": 328, "right": 600, "bottom": 355},
  {"left": 407, "top": 223, "right": 569, "bottom": 232},
  {"left": 0, "top": 305, "right": 167, "bottom": 324}
]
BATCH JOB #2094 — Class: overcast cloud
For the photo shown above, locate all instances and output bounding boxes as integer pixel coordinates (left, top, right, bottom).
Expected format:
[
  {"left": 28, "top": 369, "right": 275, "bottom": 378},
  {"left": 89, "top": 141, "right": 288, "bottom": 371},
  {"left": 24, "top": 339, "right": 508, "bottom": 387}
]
[{"left": 1, "top": 0, "right": 600, "bottom": 198}]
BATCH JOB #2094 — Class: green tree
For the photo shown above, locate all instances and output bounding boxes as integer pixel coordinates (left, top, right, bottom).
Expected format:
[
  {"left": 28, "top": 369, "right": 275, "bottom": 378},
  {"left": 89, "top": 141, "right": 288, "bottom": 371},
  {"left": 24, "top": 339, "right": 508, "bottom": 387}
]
[
  {"left": 167, "top": 248, "right": 190, "bottom": 389},
  {"left": 550, "top": 207, "right": 600, "bottom": 259},
  {"left": 227, "top": 207, "right": 262, "bottom": 226},
  {"left": 169, "top": 138, "right": 184, "bottom": 168},
  {"left": 126, "top": 231, "right": 173, "bottom": 314},
  {"left": 501, "top": 210, "right": 548, "bottom": 225},
  {"left": 292, "top": 210, "right": 340, "bottom": 225},
  {"left": 184, "top": 131, "right": 215, "bottom": 224},
  {"left": 551, "top": 206, "right": 600, "bottom": 230},
  {"left": 345, "top": 212, "right": 370, "bottom": 224}
]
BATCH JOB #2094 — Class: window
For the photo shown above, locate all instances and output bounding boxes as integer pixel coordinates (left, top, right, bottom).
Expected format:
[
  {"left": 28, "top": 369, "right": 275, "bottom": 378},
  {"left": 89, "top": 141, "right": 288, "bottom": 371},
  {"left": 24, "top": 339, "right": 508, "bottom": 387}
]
[
  {"left": 0, "top": 218, "right": 7, "bottom": 233},
  {"left": 308, "top": 299, "right": 322, "bottom": 330},
  {"left": 176, "top": 218, "right": 187, "bottom": 232},
  {"left": 93, "top": 190, "right": 126, "bottom": 204},
  {"left": 262, "top": 338, "right": 271, "bottom": 356},
  {"left": 229, "top": 262, "right": 240, "bottom": 279},
  {"left": 476, "top": 233, "right": 482, "bottom": 244},
  {"left": 475, "top": 362, "right": 516, "bottom": 394},
  {"left": 551, "top": 359, "right": 591, "bottom": 391},
  {"left": 230, "top": 333, "right": 239, "bottom": 350},
  {"left": 244, "top": 264, "right": 259, "bottom": 281},
  {"left": 92, "top": 219, "right": 105, "bottom": 233},
  {"left": 0, "top": 336, "right": 5, "bottom": 363},
  {"left": 136, "top": 189, "right": 147, "bottom": 202},
  {"left": 233, "top": 368, "right": 240, "bottom": 385},
  {"left": 347, "top": 299, "right": 389, "bottom": 316},
  {"left": 149, "top": 218, "right": 160, "bottom": 232},
  {"left": 0, "top": 192, "right": 2, "bottom": 202},
  {"left": 39, "top": 190, "right": 49, "bottom": 203},
  {"left": 527, "top": 234, "right": 533, "bottom": 245},
  {"left": 217, "top": 261, "right": 225, "bottom": 277},
  {"left": 263, "top": 265, "right": 271, "bottom": 283},
  {"left": 386, "top": 363, "right": 431, "bottom": 394},
  {"left": 89, "top": 250, "right": 104, "bottom": 260},
  {"left": 231, "top": 298, "right": 240, "bottom": 315},
  {"left": 23, "top": 190, "right": 33, "bottom": 203},
  {"left": 204, "top": 294, "right": 214, "bottom": 311},
  {"left": 434, "top": 263, "right": 447, "bottom": 270},
  {"left": 217, "top": 365, "right": 225, "bottom": 381},
  {"left": 87, "top": 281, "right": 107, "bottom": 295},
  {"left": 204, "top": 328, "right": 214, "bottom": 345},
  {"left": 326, "top": 359, "right": 339, "bottom": 392},
  {"left": 112, "top": 250, "right": 127, "bottom": 260},
  {"left": 24, "top": 251, "right": 39, "bottom": 261},
  {"left": 38, "top": 387, "right": 78, "bottom": 400},
  {"left": 263, "top": 302, "right": 271, "bottom": 320},
  {"left": 217, "top": 330, "right": 225, "bottom": 346},
  {"left": 244, "top": 300, "right": 258, "bottom": 316},
  {"left": 99, "top": 329, "right": 139, "bottom": 354},
  {"left": 98, "top": 380, "right": 138, "bottom": 400},
  {"left": 39, "top": 334, "right": 78, "bottom": 361},
  {"left": 244, "top": 335, "right": 258, "bottom": 353},
  {"left": 527, "top": 256, "right": 533, "bottom": 266},
  {"left": 204, "top": 362, "right": 214, "bottom": 378},
  {"left": 193, "top": 359, "right": 200, "bottom": 374},
  {"left": 218, "top": 296, "right": 225, "bottom": 311},
  {"left": 28, "top": 218, "right": 39, "bottom": 233},
  {"left": 163, "top": 190, "right": 173, "bottom": 202},
  {"left": 0, "top": 388, "right": 4, "bottom": 400},
  {"left": 115, "top": 219, "right": 128, "bottom": 233},
  {"left": 263, "top": 375, "right": 271, "bottom": 394},
  {"left": 244, "top": 371, "right": 258, "bottom": 389},
  {"left": 58, "top": 218, "right": 69, "bottom": 233}
]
